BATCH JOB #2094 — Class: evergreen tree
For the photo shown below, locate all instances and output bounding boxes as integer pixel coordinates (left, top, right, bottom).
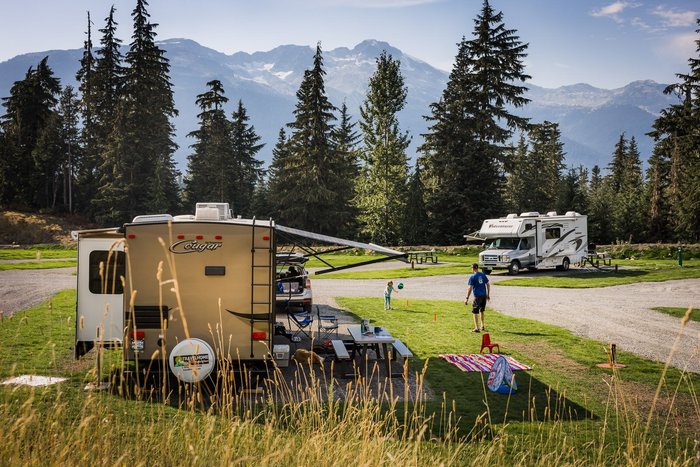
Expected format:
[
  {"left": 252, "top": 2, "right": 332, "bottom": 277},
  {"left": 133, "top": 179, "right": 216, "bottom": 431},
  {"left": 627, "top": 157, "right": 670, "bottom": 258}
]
[
  {"left": 525, "top": 121, "right": 565, "bottom": 213},
  {"left": 587, "top": 165, "right": 614, "bottom": 244},
  {"left": 280, "top": 43, "right": 341, "bottom": 234},
  {"left": 0, "top": 57, "right": 60, "bottom": 207},
  {"left": 403, "top": 164, "right": 429, "bottom": 245},
  {"left": 355, "top": 50, "right": 410, "bottom": 244},
  {"left": 420, "top": 0, "right": 530, "bottom": 243},
  {"left": 645, "top": 144, "right": 671, "bottom": 241},
  {"left": 96, "top": 0, "right": 179, "bottom": 222},
  {"left": 74, "top": 11, "right": 98, "bottom": 216},
  {"left": 229, "top": 100, "right": 264, "bottom": 216},
  {"left": 613, "top": 136, "right": 645, "bottom": 241},
  {"left": 250, "top": 177, "right": 274, "bottom": 220},
  {"left": 648, "top": 19, "right": 700, "bottom": 241},
  {"left": 503, "top": 134, "right": 528, "bottom": 214},
  {"left": 267, "top": 128, "right": 291, "bottom": 221},
  {"left": 330, "top": 102, "right": 361, "bottom": 237},
  {"left": 184, "top": 79, "right": 231, "bottom": 205},
  {"left": 556, "top": 165, "right": 588, "bottom": 215}
]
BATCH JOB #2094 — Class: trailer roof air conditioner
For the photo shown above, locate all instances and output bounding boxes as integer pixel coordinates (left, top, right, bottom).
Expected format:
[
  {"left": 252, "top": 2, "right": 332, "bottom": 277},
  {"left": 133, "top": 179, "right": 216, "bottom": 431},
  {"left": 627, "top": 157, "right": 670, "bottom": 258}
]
[
  {"left": 195, "top": 202, "right": 232, "bottom": 221},
  {"left": 132, "top": 214, "right": 174, "bottom": 223}
]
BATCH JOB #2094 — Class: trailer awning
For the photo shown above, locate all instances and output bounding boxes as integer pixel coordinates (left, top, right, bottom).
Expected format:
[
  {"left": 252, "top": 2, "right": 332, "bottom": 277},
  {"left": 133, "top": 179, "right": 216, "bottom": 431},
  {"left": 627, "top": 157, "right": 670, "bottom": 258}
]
[{"left": 275, "top": 224, "right": 408, "bottom": 274}]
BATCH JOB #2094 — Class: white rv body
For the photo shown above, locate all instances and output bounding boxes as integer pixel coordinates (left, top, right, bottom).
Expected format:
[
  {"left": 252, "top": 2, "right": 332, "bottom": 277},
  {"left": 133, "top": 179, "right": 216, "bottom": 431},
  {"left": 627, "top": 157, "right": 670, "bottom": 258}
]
[{"left": 477, "top": 211, "right": 587, "bottom": 274}]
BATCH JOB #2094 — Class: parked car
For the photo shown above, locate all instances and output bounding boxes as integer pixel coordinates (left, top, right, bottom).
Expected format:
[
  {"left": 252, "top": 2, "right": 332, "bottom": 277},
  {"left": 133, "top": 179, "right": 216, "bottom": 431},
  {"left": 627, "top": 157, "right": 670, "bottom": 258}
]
[{"left": 275, "top": 253, "right": 312, "bottom": 313}]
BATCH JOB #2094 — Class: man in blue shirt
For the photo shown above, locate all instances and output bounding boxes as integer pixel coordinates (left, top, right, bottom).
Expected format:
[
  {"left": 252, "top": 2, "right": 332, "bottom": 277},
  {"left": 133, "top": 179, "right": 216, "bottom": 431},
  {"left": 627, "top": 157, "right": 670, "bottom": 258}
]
[{"left": 465, "top": 263, "right": 490, "bottom": 332}]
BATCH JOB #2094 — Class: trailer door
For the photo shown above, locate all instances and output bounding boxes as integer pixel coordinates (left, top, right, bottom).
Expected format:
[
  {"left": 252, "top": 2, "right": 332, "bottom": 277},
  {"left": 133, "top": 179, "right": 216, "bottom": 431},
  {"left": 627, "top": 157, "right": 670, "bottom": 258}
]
[{"left": 76, "top": 237, "right": 125, "bottom": 357}]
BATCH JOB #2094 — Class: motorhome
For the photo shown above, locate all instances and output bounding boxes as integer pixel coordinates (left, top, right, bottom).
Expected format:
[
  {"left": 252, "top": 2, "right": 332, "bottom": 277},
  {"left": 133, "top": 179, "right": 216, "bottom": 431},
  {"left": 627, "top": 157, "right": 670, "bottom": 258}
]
[
  {"left": 73, "top": 202, "right": 405, "bottom": 383},
  {"left": 476, "top": 211, "right": 587, "bottom": 275}
]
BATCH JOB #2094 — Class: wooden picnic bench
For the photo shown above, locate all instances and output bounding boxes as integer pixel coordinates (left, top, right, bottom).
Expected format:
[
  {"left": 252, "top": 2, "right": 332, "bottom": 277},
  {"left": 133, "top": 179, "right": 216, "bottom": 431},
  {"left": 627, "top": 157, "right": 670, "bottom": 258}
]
[{"left": 406, "top": 250, "right": 438, "bottom": 264}]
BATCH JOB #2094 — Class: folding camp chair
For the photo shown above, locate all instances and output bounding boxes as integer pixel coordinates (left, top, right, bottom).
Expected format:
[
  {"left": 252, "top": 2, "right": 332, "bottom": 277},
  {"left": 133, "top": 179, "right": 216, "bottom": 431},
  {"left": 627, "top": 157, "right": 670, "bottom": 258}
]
[
  {"left": 287, "top": 310, "right": 313, "bottom": 341},
  {"left": 316, "top": 305, "right": 338, "bottom": 341}
]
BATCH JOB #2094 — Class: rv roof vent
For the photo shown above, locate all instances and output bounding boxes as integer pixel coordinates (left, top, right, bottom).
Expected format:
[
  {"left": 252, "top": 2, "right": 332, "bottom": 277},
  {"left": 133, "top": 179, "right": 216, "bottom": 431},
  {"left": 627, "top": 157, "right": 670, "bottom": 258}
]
[
  {"left": 565, "top": 211, "right": 578, "bottom": 217},
  {"left": 195, "top": 202, "right": 232, "bottom": 221},
  {"left": 173, "top": 214, "right": 195, "bottom": 221},
  {"left": 132, "top": 214, "right": 174, "bottom": 224},
  {"left": 546, "top": 211, "right": 557, "bottom": 217},
  {"left": 506, "top": 213, "right": 518, "bottom": 218},
  {"left": 520, "top": 212, "right": 540, "bottom": 217}
]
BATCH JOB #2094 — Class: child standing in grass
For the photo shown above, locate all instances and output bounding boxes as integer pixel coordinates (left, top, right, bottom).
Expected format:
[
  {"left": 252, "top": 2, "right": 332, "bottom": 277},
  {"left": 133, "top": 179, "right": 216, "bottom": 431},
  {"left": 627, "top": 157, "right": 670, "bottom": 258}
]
[{"left": 384, "top": 280, "right": 398, "bottom": 310}]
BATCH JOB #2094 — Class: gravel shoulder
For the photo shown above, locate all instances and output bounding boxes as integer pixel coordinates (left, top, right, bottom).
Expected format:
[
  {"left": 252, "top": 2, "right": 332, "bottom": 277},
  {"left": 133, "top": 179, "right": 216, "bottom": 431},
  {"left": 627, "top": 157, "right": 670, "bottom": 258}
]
[{"left": 1, "top": 265, "right": 698, "bottom": 373}]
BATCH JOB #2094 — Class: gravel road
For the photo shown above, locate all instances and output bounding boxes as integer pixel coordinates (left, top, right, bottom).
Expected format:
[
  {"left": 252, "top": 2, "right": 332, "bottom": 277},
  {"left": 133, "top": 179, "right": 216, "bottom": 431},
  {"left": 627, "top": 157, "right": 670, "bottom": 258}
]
[{"left": 1, "top": 264, "right": 698, "bottom": 373}]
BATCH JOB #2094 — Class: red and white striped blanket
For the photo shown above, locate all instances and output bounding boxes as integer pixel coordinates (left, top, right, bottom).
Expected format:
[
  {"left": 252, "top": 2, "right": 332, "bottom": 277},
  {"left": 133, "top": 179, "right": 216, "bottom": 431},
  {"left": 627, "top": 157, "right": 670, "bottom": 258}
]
[{"left": 438, "top": 353, "right": 532, "bottom": 372}]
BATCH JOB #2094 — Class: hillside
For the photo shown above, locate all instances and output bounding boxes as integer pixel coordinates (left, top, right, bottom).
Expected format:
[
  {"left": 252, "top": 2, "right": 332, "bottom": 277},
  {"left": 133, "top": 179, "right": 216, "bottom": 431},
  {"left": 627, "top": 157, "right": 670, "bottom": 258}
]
[{"left": 0, "top": 211, "right": 92, "bottom": 245}]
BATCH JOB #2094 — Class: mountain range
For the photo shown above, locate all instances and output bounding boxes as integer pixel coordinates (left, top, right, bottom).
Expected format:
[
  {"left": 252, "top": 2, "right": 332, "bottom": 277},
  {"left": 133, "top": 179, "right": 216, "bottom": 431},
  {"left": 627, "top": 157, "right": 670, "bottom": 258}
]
[{"left": 0, "top": 38, "right": 681, "bottom": 171}]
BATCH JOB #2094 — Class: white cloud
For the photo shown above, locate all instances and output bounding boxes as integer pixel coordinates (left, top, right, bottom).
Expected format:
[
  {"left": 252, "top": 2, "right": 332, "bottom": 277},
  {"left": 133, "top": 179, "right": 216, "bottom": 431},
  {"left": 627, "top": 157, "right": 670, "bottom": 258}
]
[
  {"left": 591, "top": 1, "right": 641, "bottom": 23},
  {"left": 654, "top": 31, "right": 697, "bottom": 62},
  {"left": 651, "top": 6, "right": 698, "bottom": 28}
]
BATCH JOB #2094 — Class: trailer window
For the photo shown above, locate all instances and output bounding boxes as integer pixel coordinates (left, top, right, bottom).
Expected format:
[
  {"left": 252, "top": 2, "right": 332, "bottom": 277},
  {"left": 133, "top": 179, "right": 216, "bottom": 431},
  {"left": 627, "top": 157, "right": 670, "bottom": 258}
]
[
  {"left": 89, "top": 250, "right": 125, "bottom": 294},
  {"left": 545, "top": 228, "right": 561, "bottom": 240}
]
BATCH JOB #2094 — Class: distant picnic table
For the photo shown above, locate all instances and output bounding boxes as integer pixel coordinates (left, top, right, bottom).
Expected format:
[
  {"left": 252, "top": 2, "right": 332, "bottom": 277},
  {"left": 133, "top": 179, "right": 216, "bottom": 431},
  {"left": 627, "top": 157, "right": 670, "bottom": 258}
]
[{"left": 406, "top": 250, "right": 438, "bottom": 264}]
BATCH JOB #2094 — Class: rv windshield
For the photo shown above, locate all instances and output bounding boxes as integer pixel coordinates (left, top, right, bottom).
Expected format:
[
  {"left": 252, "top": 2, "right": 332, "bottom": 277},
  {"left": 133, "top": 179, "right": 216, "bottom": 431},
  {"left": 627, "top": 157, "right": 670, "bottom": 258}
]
[{"left": 485, "top": 237, "right": 520, "bottom": 250}]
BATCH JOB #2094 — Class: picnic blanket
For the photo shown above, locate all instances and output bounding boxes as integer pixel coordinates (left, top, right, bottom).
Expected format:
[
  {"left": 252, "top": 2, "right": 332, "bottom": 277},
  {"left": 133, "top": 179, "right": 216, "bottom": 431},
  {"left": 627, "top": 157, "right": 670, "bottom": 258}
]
[{"left": 438, "top": 353, "right": 532, "bottom": 373}]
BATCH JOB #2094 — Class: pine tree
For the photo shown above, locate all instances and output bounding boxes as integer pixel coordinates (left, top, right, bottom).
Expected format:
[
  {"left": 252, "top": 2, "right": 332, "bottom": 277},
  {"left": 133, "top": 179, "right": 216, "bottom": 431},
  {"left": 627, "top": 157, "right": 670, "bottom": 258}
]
[
  {"left": 556, "top": 165, "right": 588, "bottom": 215},
  {"left": 503, "top": 134, "right": 528, "bottom": 213},
  {"left": 267, "top": 128, "right": 291, "bottom": 221},
  {"left": 0, "top": 57, "right": 61, "bottom": 207},
  {"left": 95, "top": 0, "right": 179, "bottom": 221},
  {"left": 330, "top": 102, "right": 361, "bottom": 237},
  {"left": 229, "top": 100, "right": 264, "bottom": 216},
  {"left": 184, "top": 79, "right": 231, "bottom": 205},
  {"left": 645, "top": 144, "right": 671, "bottom": 241},
  {"left": 355, "top": 50, "right": 410, "bottom": 244},
  {"left": 526, "top": 121, "right": 565, "bottom": 213},
  {"left": 403, "top": 164, "right": 429, "bottom": 245},
  {"left": 420, "top": 0, "right": 530, "bottom": 243},
  {"left": 613, "top": 136, "right": 645, "bottom": 241},
  {"left": 648, "top": 19, "right": 700, "bottom": 241},
  {"left": 281, "top": 43, "right": 340, "bottom": 233},
  {"left": 587, "top": 165, "right": 614, "bottom": 244}
]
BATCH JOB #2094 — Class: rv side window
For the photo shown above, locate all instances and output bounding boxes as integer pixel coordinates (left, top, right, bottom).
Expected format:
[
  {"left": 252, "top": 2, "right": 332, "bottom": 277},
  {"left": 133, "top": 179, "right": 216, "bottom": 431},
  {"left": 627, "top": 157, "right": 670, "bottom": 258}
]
[
  {"left": 545, "top": 228, "right": 561, "bottom": 240},
  {"left": 89, "top": 250, "right": 125, "bottom": 294}
]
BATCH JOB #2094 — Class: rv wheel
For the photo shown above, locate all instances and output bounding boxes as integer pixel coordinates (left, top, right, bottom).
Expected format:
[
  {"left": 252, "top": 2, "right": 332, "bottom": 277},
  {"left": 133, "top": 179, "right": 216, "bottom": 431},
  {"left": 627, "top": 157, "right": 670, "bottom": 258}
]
[
  {"left": 508, "top": 260, "right": 520, "bottom": 275},
  {"left": 557, "top": 258, "right": 570, "bottom": 271}
]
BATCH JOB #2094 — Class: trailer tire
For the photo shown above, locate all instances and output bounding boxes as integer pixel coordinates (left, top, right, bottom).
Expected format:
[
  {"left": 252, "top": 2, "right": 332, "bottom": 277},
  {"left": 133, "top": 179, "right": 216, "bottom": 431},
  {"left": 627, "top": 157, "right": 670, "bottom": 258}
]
[
  {"left": 557, "top": 257, "right": 570, "bottom": 271},
  {"left": 508, "top": 260, "right": 521, "bottom": 275}
]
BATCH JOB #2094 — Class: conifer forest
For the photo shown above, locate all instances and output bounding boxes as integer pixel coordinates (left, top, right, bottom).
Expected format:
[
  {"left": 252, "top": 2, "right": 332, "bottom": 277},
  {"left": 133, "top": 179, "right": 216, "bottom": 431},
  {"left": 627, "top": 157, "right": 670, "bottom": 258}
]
[{"left": 1, "top": 0, "right": 699, "bottom": 244}]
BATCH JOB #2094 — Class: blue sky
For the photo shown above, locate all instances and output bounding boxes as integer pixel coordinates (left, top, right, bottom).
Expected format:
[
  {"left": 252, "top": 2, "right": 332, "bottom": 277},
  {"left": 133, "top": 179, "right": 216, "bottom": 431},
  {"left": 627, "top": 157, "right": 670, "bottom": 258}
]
[{"left": 0, "top": 0, "right": 697, "bottom": 88}]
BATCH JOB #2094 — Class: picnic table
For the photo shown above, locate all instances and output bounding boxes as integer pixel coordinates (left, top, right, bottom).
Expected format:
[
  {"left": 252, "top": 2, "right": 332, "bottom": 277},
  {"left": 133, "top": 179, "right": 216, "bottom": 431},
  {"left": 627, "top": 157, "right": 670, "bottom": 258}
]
[
  {"left": 347, "top": 324, "right": 396, "bottom": 376},
  {"left": 406, "top": 250, "right": 438, "bottom": 264}
]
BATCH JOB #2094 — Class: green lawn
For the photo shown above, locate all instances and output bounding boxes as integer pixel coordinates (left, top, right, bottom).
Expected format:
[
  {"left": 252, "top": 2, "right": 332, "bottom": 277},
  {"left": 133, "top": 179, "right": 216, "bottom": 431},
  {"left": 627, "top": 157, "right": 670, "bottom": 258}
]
[
  {"left": 336, "top": 297, "right": 700, "bottom": 429},
  {"left": 652, "top": 306, "right": 699, "bottom": 323},
  {"left": 0, "top": 248, "right": 77, "bottom": 260},
  {"left": 0, "top": 259, "right": 77, "bottom": 271},
  {"left": 0, "top": 291, "right": 697, "bottom": 463},
  {"left": 497, "top": 265, "right": 700, "bottom": 288}
]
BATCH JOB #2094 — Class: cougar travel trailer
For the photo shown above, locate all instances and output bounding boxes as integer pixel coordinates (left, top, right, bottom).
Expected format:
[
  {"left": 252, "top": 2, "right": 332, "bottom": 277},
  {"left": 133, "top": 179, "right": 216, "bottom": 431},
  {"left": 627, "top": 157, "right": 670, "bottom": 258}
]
[
  {"left": 74, "top": 202, "right": 405, "bottom": 383},
  {"left": 477, "top": 211, "right": 587, "bottom": 274}
]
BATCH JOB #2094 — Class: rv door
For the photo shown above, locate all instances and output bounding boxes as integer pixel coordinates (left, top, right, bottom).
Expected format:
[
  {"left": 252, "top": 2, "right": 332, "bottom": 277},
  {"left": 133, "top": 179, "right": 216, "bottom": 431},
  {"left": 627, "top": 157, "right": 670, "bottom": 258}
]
[{"left": 75, "top": 236, "right": 125, "bottom": 357}]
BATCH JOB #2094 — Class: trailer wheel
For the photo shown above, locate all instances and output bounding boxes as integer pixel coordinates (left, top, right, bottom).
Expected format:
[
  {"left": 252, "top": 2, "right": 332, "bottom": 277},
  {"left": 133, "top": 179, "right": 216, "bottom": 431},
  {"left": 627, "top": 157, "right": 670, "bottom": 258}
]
[
  {"left": 508, "top": 260, "right": 521, "bottom": 275},
  {"left": 556, "top": 257, "right": 570, "bottom": 271}
]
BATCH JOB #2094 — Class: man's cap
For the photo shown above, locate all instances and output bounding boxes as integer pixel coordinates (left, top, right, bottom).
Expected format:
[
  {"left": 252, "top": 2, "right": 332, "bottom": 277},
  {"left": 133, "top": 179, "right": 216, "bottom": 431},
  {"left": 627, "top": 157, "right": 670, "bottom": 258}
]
[{"left": 472, "top": 263, "right": 479, "bottom": 269}]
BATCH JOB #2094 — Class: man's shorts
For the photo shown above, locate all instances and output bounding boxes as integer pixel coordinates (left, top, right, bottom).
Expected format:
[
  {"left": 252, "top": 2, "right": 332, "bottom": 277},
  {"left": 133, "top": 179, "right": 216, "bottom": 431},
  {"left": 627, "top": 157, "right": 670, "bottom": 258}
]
[{"left": 472, "top": 296, "right": 487, "bottom": 314}]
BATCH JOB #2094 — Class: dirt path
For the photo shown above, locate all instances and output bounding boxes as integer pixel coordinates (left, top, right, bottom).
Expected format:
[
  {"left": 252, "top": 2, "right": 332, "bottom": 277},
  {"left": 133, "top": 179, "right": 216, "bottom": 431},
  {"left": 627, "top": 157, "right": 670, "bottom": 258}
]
[{"left": 1, "top": 265, "right": 698, "bottom": 373}]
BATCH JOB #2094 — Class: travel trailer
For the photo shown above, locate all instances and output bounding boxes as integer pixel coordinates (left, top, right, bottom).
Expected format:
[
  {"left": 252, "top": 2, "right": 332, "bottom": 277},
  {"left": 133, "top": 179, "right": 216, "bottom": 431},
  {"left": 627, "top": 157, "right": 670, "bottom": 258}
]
[
  {"left": 476, "top": 211, "right": 587, "bottom": 275},
  {"left": 73, "top": 202, "right": 405, "bottom": 383}
]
